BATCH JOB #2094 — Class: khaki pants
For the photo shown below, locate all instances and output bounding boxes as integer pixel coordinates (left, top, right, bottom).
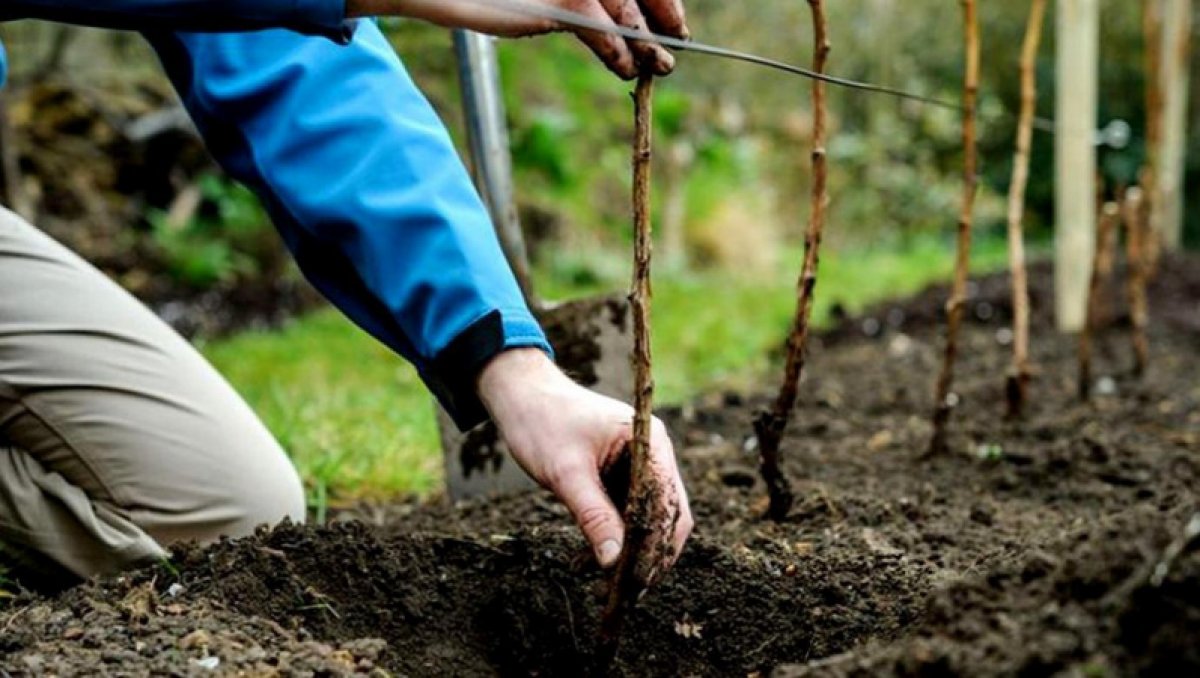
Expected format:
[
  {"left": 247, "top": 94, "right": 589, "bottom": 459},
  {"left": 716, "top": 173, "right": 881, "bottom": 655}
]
[{"left": 0, "top": 207, "right": 305, "bottom": 580}]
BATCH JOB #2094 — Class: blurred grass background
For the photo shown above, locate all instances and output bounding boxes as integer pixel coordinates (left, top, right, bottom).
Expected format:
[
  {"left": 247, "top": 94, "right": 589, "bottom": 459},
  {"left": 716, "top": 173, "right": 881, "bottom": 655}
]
[{"left": 201, "top": 235, "right": 1015, "bottom": 504}]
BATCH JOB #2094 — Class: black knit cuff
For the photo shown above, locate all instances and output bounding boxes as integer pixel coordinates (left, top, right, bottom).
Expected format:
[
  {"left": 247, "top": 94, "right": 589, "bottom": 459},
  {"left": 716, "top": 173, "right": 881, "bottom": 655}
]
[{"left": 426, "top": 310, "right": 507, "bottom": 431}]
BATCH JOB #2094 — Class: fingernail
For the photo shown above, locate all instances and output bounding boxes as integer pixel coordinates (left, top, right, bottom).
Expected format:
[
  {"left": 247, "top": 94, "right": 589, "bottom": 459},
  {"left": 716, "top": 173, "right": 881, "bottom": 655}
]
[{"left": 599, "top": 539, "right": 622, "bottom": 567}]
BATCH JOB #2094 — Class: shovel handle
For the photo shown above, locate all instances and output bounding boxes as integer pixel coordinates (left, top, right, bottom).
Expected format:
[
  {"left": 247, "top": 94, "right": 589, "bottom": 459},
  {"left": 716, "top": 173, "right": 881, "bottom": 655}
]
[{"left": 453, "top": 30, "right": 537, "bottom": 307}]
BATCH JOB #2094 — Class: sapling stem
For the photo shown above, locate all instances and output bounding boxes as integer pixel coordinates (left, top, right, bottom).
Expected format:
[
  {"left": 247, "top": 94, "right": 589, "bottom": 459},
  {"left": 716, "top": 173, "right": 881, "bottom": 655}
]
[
  {"left": 1141, "top": 0, "right": 1165, "bottom": 277},
  {"left": 1121, "top": 187, "right": 1151, "bottom": 378},
  {"left": 753, "top": 0, "right": 830, "bottom": 522},
  {"left": 1003, "top": 0, "right": 1045, "bottom": 419},
  {"left": 1080, "top": 202, "right": 1121, "bottom": 400},
  {"left": 930, "top": 0, "right": 979, "bottom": 455},
  {"left": 598, "top": 72, "right": 660, "bottom": 671}
]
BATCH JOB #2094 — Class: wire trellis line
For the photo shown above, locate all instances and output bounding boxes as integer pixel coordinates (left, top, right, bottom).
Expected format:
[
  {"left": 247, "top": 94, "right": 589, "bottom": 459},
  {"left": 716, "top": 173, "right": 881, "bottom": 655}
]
[{"left": 454, "top": 0, "right": 1134, "bottom": 144}]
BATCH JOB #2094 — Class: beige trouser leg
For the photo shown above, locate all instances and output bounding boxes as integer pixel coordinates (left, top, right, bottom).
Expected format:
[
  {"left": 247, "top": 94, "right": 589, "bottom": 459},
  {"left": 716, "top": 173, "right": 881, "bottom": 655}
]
[{"left": 0, "top": 207, "right": 305, "bottom": 579}]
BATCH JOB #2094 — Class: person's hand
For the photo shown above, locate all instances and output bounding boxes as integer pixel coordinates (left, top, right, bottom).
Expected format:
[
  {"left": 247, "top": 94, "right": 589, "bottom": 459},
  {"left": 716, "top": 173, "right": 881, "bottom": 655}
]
[
  {"left": 477, "top": 348, "right": 693, "bottom": 575},
  {"left": 351, "top": 0, "right": 689, "bottom": 79}
]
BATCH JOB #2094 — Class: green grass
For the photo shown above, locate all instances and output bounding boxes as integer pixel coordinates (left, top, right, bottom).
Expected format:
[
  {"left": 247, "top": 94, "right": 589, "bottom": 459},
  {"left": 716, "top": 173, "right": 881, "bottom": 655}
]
[
  {"left": 201, "top": 236, "right": 1016, "bottom": 502},
  {"left": 198, "top": 313, "right": 441, "bottom": 504},
  {"left": 653, "top": 237, "right": 1013, "bottom": 400}
]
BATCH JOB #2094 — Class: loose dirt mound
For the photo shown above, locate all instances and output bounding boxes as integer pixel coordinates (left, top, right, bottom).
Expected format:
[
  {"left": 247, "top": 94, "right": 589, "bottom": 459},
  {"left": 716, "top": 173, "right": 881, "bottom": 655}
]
[
  {"left": 778, "top": 506, "right": 1200, "bottom": 677},
  {"left": 2, "top": 256, "right": 1197, "bottom": 676}
]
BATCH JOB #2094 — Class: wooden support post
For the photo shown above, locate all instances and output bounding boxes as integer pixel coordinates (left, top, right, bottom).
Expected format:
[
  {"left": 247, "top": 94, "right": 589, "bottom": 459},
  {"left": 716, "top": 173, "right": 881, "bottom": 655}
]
[
  {"left": 1054, "top": 0, "right": 1100, "bottom": 332},
  {"left": 1158, "top": 0, "right": 1192, "bottom": 250}
]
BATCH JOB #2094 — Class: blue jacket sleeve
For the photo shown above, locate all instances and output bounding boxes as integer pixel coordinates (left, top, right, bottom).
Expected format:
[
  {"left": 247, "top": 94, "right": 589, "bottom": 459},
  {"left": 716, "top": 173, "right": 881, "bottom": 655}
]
[
  {"left": 1, "top": 0, "right": 351, "bottom": 41},
  {"left": 143, "top": 23, "right": 552, "bottom": 430}
]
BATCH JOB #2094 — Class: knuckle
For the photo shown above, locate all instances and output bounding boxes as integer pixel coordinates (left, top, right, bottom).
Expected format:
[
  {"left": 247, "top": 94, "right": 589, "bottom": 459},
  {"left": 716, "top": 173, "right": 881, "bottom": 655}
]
[
  {"left": 577, "top": 503, "right": 615, "bottom": 532},
  {"left": 606, "top": 42, "right": 626, "bottom": 64},
  {"left": 620, "top": 4, "right": 642, "bottom": 26},
  {"left": 546, "top": 459, "right": 584, "bottom": 488}
]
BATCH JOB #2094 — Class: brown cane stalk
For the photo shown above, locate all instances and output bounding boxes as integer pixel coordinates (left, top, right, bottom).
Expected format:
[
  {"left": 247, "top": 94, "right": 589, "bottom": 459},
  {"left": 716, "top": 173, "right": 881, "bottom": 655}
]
[
  {"left": 1003, "top": 0, "right": 1046, "bottom": 419},
  {"left": 929, "top": 0, "right": 979, "bottom": 455},
  {"left": 752, "top": 0, "right": 830, "bottom": 522},
  {"left": 598, "top": 73, "right": 666, "bottom": 671},
  {"left": 1142, "top": 0, "right": 1165, "bottom": 277},
  {"left": 1096, "top": 195, "right": 1122, "bottom": 325},
  {"left": 1079, "top": 202, "right": 1121, "bottom": 400},
  {"left": 1121, "top": 187, "right": 1150, "bottom": 378}
]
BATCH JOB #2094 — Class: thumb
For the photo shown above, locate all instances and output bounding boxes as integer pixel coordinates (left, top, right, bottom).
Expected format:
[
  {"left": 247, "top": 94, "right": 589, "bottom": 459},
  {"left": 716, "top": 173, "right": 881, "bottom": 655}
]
[{"left": 553, "top": 462, "right": 626, "bottom": 567}]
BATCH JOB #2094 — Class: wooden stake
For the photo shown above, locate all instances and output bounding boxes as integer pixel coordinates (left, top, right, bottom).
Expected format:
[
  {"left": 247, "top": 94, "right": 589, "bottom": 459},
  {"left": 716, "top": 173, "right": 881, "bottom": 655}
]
[
  {"left": 752, "top": 0, "right": 831, "bottom": 521},
  {"left": 929, "top": 0, "right": 979, "bottom": 455},
  {"left": 1003, "top": 0, "right": 1046, "bottom": 419},
  {"left": 1158, "top": 0, "right": 1192, "bottom": 250},
  {"left": 1054, "top": 0, "right": 1099, "bottom": 332},
  {"left": 1121, "top": 187, "right": 1150, "bottom": 378},
  {"left": 1079, "top": 202, "right": 1120, "bottom": 400},
  {"left": 599, "top": 73, "right": 668, "bottom": 670}
]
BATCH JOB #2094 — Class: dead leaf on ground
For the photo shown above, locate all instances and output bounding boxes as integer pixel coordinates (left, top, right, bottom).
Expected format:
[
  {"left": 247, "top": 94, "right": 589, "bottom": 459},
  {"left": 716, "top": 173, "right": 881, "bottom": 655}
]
[
  {"left": 119, "top": 580, "right": 157, "bottom": 623},
  {"left": 674, "top": 613, "right": 704, "bottom": 640},
  {"left": 868, "top": 430, "right": 895, "bottom": 451},
  {"left": 330, "top": 649, "right": 357, "bottom": 669},
  {"left": 180, "top": 629, "right": 212, "bottom": 650}
]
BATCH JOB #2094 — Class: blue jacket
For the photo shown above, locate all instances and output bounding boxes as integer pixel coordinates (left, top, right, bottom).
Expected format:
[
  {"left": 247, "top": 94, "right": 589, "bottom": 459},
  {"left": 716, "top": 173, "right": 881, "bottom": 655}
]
[{"left": 0, "top": 2, "right": 552, "bottom": 430}]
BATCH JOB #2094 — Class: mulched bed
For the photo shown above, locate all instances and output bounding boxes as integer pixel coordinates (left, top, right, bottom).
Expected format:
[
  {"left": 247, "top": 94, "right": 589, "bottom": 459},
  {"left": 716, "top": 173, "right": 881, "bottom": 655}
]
[{"left": 2, "top": 255, "right": 1197, "bottom": 676}]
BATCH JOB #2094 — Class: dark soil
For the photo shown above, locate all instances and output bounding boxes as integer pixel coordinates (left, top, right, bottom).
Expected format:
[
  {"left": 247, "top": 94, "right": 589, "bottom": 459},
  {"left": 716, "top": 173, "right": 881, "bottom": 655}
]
[{"left": 2, "top": 255, "right": 1197, "bottom": 677}]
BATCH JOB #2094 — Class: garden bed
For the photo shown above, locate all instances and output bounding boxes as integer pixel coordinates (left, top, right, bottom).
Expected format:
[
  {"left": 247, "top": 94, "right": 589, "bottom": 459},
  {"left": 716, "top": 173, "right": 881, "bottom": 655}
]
[{"left": 2, "top": 256, "right": 1197, "bottom": 676}]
